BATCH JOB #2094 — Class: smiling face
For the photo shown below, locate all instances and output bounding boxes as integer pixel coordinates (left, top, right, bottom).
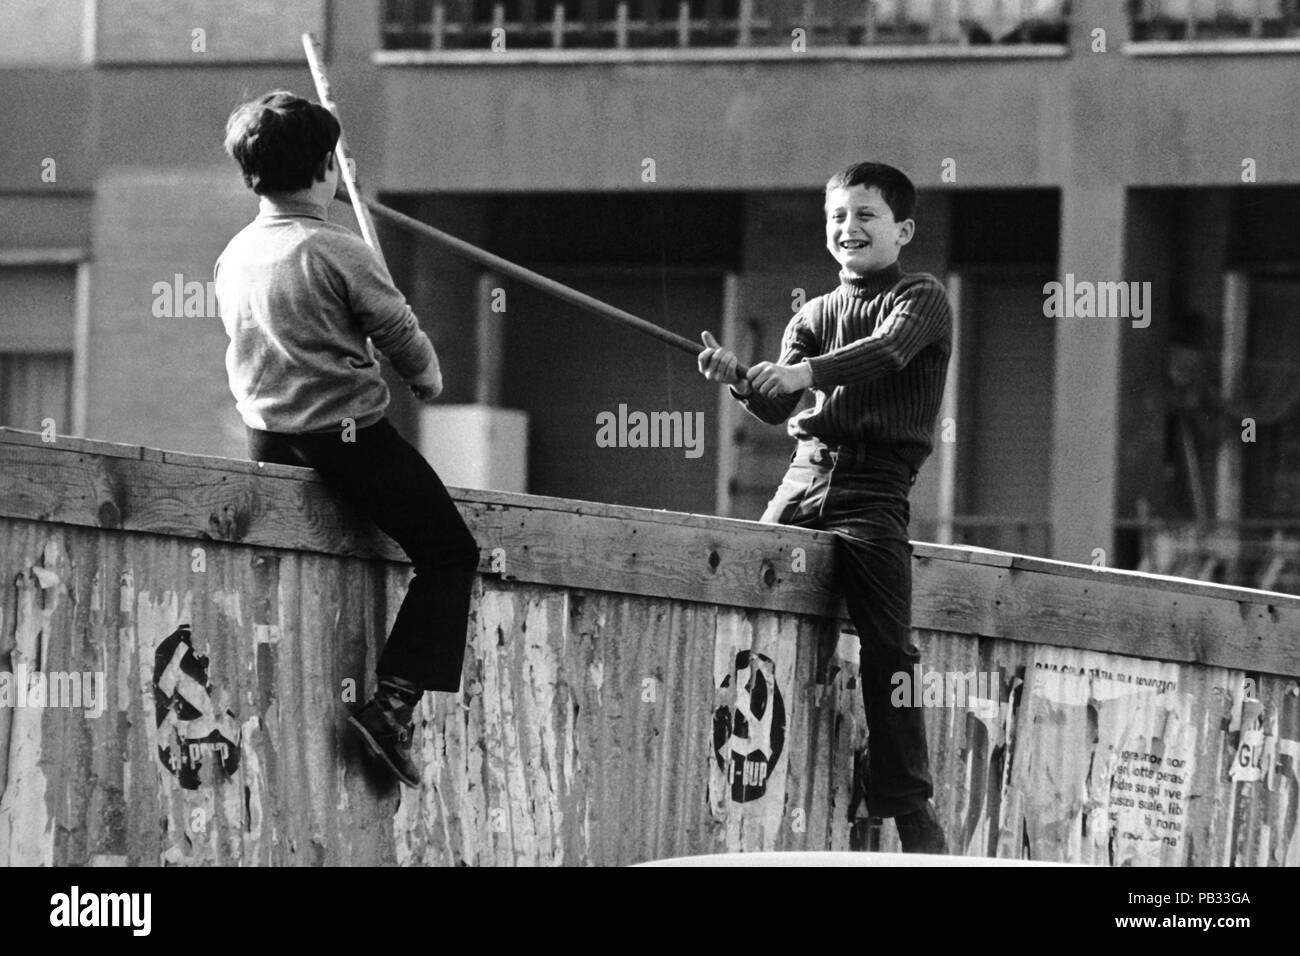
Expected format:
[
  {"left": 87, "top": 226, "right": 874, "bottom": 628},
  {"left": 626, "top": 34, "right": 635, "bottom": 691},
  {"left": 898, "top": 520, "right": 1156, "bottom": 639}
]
[{"left": 825, "top": 184, "right": 914, "bottom": 275}]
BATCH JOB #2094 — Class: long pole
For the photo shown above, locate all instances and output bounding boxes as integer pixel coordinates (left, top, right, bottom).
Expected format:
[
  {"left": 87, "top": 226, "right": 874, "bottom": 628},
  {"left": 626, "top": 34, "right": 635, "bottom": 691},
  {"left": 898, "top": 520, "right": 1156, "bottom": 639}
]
[
  {"left": 301, "top": 33, "right": 387, "bottom": 269},
  {"left": 358, "top": 195, "right": 742, "bottom": 371}
]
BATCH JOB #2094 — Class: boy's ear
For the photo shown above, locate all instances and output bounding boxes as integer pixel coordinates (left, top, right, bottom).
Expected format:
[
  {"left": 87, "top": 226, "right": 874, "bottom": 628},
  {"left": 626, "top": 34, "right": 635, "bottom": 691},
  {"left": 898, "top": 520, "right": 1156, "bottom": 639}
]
[
  {"left": 896, "top": 218, "right": 916, "bottom": 246},
  {"left": 313, "top": 151, "right": 336, "bottom": 183}
]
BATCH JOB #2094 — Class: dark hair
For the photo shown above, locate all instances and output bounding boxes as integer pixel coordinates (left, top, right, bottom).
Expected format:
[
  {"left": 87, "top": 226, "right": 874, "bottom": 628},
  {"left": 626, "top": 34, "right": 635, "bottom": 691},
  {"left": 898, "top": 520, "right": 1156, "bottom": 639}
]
[
  {"left": 224, "top": 91, "right": 341, "bottom": 195},
  {"left": 825, "top": 162, "right": 917, "bottom": 222}
]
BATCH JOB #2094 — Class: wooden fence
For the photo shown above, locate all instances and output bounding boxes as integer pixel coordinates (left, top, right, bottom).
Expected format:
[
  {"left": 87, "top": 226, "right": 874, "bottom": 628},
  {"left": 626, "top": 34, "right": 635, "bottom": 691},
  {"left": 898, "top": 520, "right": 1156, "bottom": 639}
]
[{"left": 0, "top": 427, "right": 1297, "bottom": 865}]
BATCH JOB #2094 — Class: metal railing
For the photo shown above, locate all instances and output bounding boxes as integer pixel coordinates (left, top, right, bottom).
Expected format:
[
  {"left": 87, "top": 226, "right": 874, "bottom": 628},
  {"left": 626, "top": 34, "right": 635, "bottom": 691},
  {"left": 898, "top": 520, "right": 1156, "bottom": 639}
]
[
  {"left": 380, "top": 0, "right": 1070, "bottom": 52},
  {"left": 1118, "top": 516, "right": 1300, "bottom": 593},
  {"left": 1128, "top": 0, "right": 1300, "bottom": 41}
]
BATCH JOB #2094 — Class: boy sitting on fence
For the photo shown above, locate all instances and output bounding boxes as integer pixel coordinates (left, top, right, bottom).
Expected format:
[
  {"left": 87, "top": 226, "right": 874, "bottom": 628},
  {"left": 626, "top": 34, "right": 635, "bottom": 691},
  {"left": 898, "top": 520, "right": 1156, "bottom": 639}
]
[
  {"left": 698, "top": 161, "right": 951, "bottom": 853},
  {"left": 215, "top": 90, "right": 479, "bottom": 788}
]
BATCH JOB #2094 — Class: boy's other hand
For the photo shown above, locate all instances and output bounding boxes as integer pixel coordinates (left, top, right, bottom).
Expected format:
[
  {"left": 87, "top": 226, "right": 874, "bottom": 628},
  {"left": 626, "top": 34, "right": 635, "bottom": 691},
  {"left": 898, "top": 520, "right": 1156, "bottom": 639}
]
[
  {"left": 409, "top": 353, "right": 443, "bottom": 404},
  {"left": 698, "top": 331, "right": 747, "bottom": 389},
  {"left": 749, "top": 360, "right": 813, "bottom": 398},
  {"left": 410, "top": 383, "right": 442, "bottom": 405}
]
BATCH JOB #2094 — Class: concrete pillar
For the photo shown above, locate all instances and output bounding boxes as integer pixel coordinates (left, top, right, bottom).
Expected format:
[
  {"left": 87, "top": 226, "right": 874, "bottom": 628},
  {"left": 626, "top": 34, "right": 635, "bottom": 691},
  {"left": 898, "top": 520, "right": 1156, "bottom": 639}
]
[
  {"left": 1048, "top": 0, "right": 1132, "bottom": 564},
  {"left": 1049, "top": 186, "right": 1125, "bottom": 564}
]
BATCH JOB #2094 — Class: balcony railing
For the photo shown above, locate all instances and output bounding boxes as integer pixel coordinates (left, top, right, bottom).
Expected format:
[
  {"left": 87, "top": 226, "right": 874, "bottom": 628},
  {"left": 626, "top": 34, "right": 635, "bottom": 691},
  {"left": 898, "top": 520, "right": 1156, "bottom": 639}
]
[
  {"left": 380, "top": 0, "right": 1070, "bottom": 52},
  {"left": 1120, "top": 516, "right": 1300, "bottom": 594},
  {"left": 1129, "top": 0, "right": 1300, "bottom": 41}
]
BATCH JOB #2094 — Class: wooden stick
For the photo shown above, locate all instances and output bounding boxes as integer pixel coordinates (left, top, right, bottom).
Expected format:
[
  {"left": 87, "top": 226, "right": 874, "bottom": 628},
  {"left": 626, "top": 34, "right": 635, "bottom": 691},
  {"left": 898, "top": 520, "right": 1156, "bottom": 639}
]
[
  {"left": 300, "top": 33, "right": 388, "bottom": 269},
  {"left": 353, "top": 192, "right": 750, "bottom": 377}
]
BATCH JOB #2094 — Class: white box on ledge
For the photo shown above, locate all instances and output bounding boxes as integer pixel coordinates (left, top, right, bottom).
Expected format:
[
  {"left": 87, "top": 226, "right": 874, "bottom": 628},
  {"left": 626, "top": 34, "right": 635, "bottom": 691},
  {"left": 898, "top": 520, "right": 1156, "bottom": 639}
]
[{"left": 415, "top": 404, "right": 528, "bottom": 493}]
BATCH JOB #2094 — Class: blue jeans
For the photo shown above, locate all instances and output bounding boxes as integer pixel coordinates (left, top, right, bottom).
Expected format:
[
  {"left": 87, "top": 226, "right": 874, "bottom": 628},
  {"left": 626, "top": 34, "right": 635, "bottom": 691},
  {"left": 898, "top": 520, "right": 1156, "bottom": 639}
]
[
  {"left": 760, "top": 438, "right": 935, "bottom": 818},
  {"left": 246, "top": 418, "right": 479, "bottom": 692}
]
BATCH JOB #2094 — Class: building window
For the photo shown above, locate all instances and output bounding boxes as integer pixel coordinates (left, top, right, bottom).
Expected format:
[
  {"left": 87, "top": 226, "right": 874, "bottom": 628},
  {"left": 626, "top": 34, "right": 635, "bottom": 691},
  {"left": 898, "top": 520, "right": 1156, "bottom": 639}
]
[
  {"left": 0, "top": 262, "right": 78, "bottom": 433},
  {"left": 381, "top": 0, "right": 1070, "bottom": 51},
  {"left": 1129, "top": 0, "right": 1300, "bottom": 41},
  {"left": 0, "top": 353, "right": 73, "bottom": 431}
]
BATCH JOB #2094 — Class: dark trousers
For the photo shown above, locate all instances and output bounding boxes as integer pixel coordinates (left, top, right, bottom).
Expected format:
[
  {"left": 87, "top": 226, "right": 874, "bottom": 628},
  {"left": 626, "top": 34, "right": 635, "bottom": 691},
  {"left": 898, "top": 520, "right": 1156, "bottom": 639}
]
[
  {"left": 246, "top": 418, "right": 479, "bottom": 693},
  {"left": 760, "top": 438, "right": 934, "bottom": 818}
]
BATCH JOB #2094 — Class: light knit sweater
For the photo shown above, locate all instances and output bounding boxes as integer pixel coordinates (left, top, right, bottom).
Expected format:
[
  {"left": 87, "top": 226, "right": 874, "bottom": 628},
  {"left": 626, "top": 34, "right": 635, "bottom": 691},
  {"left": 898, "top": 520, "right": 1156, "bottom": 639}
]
[{"left": 214, "top": 195, "right": 438, "bottom": 434}]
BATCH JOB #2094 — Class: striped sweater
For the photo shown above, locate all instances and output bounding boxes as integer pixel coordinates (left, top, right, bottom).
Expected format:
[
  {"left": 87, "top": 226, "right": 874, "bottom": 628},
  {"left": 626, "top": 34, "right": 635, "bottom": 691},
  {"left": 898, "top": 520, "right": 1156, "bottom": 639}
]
[{"left": 735, "top": 260, "right": 952, "bottom": 471}]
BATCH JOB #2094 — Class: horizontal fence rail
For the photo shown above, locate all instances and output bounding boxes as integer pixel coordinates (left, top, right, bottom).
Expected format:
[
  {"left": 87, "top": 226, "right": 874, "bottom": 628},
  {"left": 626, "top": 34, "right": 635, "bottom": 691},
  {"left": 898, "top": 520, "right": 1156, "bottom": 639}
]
[{"left": 380, "top": 0, "right": 1071, "bottom": 51}]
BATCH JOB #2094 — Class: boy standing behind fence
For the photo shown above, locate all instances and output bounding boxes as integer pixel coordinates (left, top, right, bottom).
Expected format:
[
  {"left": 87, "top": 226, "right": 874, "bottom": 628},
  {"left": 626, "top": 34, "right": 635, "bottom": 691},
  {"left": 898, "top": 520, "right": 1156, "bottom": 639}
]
[
  {"left": 215, "top": 91, "right": 479, "bottom": 788},
  {"left": 699, "top": 162, "right": 950, "bottom": 853}
]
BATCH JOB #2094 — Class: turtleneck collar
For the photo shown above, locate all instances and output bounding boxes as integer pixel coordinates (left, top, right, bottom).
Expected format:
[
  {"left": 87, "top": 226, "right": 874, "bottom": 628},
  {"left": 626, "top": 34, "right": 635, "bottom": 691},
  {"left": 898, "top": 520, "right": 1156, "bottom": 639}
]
[
  {"left": 838, "top": 260, "right": 903, "bottom": 299},
  {"left": 257, "top": 194, "right": 329, "bottom": 221}
]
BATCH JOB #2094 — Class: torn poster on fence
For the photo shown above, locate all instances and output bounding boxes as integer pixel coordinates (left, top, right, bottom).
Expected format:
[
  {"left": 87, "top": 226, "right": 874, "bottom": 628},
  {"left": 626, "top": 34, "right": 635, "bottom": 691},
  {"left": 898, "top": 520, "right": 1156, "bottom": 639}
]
[{"left": 1009, "top": 646, "right": 1193, "bottom": 866}]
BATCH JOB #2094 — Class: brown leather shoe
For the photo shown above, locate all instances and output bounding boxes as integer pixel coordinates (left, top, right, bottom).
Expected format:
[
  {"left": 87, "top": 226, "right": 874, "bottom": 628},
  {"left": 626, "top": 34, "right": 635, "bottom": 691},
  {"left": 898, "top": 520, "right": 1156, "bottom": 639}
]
[
  {"left": 896, "top": 801, "right": 947, "bottom": 854},
  {"left": 348, "top": 698, "right": 420, "bottom": 787}
]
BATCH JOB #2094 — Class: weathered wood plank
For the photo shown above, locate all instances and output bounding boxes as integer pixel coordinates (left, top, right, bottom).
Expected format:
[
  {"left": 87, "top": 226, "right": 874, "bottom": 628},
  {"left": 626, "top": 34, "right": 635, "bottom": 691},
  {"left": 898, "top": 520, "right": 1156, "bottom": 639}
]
[
  {"left": 912, "top": 556, "right": 1300, "bottom": 677},
  {"left": 0, "top": 427, "right": 318, "bottom": 481},
  {"left": 475, "top": 499, "right": 841, "bottom": 617},
  {"left": 657, "top": 598, "right": 718, "bottom": 859},
  {"left": 0, "top": 552, "right": 54, "bottom": 865},
  {"left": 918, "top": 539, "right": 1300, "bottom": 607},
  {"left": 0, "top": 439, "right": 400, "bottom": 556},
  {"left": 0, "top": 426, "right": 146, "bottom": 461},
  {"left": 0, "top": 438, "right": 845, "bottom": 616}
]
